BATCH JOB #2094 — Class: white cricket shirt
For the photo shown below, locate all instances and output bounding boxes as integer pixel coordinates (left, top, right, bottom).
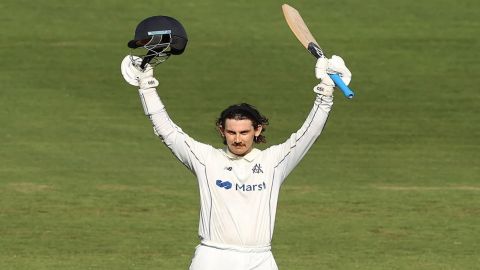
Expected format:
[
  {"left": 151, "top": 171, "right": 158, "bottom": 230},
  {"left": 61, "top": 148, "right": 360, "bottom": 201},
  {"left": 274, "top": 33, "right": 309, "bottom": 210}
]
[{"left": 144, "top": 92, "right": 333, "bottom": 251}]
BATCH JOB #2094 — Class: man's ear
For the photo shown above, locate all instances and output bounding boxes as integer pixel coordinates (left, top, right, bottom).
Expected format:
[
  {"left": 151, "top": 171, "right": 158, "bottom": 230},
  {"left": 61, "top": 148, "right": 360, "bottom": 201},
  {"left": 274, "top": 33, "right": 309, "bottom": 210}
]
[
  {"left": 254, "top": 125, "right": 263, "bottom": 136},
  {"left": 217, "top": 125, "right": 225, "bottom": 137}
]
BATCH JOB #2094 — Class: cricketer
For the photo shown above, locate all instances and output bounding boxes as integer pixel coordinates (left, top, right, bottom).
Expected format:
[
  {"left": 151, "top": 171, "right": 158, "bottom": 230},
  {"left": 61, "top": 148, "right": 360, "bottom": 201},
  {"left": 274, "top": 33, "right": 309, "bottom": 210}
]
[{"left": 121, "top": 15, "right": 352, "bottom": 270}]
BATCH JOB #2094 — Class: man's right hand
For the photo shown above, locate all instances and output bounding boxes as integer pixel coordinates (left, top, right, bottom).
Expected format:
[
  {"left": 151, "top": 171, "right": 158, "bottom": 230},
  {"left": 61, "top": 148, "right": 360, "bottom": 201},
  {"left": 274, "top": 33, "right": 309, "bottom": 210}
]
[{"left": 121, "top": 55, "right": 159, "bottom": 89}]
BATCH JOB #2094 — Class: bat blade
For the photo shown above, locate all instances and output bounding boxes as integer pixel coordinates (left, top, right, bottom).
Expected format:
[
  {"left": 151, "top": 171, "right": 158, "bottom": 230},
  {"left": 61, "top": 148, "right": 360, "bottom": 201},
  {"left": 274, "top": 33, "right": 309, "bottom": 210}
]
[
  {"left": 282, "top": 4, "right": 319, "bottom": 50},
  {"left": 282, "top": 4, "right": 355, "bottom": 99}
]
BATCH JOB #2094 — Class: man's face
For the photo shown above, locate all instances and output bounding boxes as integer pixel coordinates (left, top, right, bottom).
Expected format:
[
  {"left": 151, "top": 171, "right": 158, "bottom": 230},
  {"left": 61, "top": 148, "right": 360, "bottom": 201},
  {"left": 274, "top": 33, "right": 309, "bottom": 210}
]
[{"left": 222, "top": 118, "right": 262, "bottom": 156}]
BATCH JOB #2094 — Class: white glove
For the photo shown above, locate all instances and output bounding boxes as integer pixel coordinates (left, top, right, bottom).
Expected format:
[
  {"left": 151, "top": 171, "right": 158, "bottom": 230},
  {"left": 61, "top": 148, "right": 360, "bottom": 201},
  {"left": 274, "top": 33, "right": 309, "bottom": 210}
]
[
  {"left": 327, "top": 55, "right": 352, "bottom": 85},
  {"left": 314, "top": 57, "right": 335, "bottom": 96},
  {"left": 121, "top": 55, "right": 164, "bottom": 116},
  {"left": 121, "top": 55, "right": 159, "bottom": 90},
  {"left": 314, "top": 55, "right": 352, "bottom": 96}
]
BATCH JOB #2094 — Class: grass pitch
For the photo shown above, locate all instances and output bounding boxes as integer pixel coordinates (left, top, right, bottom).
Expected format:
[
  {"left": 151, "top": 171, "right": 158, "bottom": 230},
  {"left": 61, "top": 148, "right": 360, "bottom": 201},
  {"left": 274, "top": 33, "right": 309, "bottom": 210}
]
[{"left": 1, "top": 0, "right": 479, "bottom": 269}]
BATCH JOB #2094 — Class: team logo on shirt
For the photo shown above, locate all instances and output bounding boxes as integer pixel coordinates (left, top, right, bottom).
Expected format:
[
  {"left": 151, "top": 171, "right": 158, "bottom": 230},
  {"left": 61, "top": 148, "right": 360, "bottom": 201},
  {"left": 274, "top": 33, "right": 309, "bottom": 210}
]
[
  {"left": 215, "top": 179, "right": 266, "bottom": 192},
  {"left": 252, "top": 164, "right": 263, "bottom": 174}
]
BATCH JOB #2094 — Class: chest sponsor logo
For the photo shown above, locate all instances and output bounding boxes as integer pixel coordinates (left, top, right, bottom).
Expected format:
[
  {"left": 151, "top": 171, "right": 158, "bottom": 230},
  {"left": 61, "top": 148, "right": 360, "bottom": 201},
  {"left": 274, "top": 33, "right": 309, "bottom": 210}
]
[
  {"left": 216, "top": 180, "right": 232, "bottom": 189},
  {"left": 236, "top": 182, "right": 267, "bottom": 191},
  {"left": 216, "top": 179, "right": 267, "bottom": 192}
]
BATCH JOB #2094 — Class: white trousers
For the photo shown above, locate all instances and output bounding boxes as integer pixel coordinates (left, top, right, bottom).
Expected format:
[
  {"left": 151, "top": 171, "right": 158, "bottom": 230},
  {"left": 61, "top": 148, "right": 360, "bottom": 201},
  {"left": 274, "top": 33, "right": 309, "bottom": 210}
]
[{"left": 189, "top": 245, "right": 279, "bottom": 270}]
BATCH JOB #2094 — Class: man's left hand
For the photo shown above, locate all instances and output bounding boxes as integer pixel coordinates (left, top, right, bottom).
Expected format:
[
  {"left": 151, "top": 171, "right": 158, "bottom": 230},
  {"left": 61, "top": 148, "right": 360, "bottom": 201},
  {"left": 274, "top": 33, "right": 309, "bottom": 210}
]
[{"left": 314, "top": 55, "right": 352, "bottom": 97}]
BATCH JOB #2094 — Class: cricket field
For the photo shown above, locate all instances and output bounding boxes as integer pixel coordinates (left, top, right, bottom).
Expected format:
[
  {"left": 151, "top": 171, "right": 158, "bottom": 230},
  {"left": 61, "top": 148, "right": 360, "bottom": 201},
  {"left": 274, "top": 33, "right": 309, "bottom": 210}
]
[{"left": 0, "top": 0, "right": 479, "bottom": 269}]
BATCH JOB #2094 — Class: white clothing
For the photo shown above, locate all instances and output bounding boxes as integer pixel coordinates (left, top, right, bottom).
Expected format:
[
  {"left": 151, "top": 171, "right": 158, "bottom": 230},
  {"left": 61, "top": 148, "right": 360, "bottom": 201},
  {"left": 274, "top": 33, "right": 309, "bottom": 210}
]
[
  {"left": 142, "top": 92, "right": 332, "bottom": 267},
  {"left": 189, "top": 244, "right": 278, "bottom": 270}
]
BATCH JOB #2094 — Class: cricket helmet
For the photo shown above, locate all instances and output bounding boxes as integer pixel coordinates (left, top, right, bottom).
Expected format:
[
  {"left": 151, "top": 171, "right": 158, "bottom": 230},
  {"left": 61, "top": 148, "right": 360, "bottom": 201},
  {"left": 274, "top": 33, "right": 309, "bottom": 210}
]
[
  {"left": 128, "top": 15, "right": 188, "bottom": 55},
  {"left": 127, "top": 15, "right": 188, "bottom": 70}
]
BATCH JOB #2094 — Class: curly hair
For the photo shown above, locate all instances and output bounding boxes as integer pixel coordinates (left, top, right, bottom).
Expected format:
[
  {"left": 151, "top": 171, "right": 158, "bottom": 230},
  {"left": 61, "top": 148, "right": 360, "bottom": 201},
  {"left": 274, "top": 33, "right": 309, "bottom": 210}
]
[{"left": 216, "top": 103, "right": 269, "bottom": 144}]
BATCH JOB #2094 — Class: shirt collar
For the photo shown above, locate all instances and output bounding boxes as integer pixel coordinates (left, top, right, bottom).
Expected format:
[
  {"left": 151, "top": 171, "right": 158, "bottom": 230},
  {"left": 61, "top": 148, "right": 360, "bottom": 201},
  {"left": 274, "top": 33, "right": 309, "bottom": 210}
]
[{"left": 223, "top": 147, "right": 261, "bottom": 162}]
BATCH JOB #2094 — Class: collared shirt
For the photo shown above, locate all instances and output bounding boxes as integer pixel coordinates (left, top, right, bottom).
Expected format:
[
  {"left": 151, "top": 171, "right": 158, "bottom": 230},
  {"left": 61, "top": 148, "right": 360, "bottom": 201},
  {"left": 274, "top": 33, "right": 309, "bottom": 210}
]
[{"left": 148, "top": 94, "right": 333, "bottom": 250}]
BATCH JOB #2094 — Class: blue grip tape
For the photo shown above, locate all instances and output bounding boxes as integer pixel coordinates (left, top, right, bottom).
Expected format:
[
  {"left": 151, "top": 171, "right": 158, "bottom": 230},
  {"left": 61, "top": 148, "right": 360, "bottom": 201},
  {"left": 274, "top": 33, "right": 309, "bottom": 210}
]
[{"left": 329, "top": 73, "right": 354, "bottom": 99}]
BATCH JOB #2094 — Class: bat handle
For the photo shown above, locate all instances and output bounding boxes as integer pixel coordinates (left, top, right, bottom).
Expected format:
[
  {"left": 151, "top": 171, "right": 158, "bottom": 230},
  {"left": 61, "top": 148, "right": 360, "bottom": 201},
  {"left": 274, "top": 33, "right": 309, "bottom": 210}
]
[
  {"left": 308, "top": 42, "right": 355, "bottom": 99},
  {"left": 329, "top": 73, "right": 354, "bottom": 99}
]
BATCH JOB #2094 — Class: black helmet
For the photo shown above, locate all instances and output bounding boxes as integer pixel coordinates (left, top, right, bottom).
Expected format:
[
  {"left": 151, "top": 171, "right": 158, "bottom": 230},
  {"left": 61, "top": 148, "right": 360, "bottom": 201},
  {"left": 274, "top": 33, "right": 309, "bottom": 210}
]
[{"left": 128, "top": 15, "right": 188, "bottom": 55}]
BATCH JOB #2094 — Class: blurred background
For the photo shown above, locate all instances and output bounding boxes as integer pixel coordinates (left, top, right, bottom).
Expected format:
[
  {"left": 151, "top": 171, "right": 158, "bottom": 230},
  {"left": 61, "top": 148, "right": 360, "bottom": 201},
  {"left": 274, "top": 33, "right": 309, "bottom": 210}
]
[{"left": 0, "top": 0, "right": 479, "bottom": 269}]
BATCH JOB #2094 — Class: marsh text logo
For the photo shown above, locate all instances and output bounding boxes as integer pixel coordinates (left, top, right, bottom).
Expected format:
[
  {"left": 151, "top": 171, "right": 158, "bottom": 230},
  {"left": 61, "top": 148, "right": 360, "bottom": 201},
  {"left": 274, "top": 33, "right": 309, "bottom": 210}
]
[{"left": 216, "top": 180, "right": 267, "bottom": 192}]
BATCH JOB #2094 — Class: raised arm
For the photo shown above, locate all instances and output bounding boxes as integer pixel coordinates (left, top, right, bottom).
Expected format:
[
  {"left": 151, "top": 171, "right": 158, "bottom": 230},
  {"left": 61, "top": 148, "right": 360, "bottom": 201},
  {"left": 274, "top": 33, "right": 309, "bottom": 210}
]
[
  {"left": 121, "top": 56, "right": 212, "bottom": 173},
  {"left": 268, "top": 55, "right": 352, "bottom": 180}
]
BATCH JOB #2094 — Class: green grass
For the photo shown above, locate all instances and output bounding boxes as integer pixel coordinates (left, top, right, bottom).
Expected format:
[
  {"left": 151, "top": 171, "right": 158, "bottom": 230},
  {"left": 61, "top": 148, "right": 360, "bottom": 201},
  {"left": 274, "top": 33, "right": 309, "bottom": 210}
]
[{"left": 1, "top": 0, "right": 479, "bottom": 269}]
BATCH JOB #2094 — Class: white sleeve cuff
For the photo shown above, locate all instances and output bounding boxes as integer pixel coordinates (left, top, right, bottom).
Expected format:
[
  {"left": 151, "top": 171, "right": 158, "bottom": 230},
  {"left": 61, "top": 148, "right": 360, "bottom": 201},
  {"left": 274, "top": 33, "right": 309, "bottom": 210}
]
[{"left": 138, "top": 88, "right": 165, "bottom": 116}]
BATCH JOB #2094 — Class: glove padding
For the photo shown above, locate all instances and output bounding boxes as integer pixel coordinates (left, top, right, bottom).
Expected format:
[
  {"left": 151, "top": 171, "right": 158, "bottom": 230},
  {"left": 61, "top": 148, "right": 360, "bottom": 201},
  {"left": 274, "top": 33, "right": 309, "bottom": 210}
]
[
  {"left": 314, "top": 55, "right": 352, "bottom": 97},
  {"left": 121, "top": 55, "right": 159, "bottom": 89}
]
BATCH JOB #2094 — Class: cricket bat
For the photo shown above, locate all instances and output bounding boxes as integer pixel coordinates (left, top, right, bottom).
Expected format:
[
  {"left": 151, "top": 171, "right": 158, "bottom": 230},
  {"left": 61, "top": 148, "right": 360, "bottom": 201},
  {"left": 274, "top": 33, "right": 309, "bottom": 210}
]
[{"left": 282, "top": 4, "right": 355, "bottom": 99}]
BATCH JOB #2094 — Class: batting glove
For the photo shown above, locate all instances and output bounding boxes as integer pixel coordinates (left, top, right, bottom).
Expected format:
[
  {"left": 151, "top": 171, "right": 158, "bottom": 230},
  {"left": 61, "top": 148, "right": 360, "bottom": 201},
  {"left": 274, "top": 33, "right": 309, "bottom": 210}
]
[
  {"left": 120, "top": 55, "right": 164, "bottom": 116},
  {"left": 314, "top": 55, "right": 352, "bottom": 97},
  {"left": 121, "top": 55, "right": 159, "bottom": 90},
  {"left": 327, "top": 55, "right": 352, "bottom": 86},
  {"left": 138, "top": 70, "right": 159, "bottom": 90}
]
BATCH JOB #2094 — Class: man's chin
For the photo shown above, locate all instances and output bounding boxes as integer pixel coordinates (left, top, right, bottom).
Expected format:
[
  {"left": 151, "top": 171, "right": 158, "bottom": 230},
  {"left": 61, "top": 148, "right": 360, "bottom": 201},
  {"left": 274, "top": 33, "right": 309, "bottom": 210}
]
[{"left": 229, "top": 146, "right": 250, "bottom": 156}]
